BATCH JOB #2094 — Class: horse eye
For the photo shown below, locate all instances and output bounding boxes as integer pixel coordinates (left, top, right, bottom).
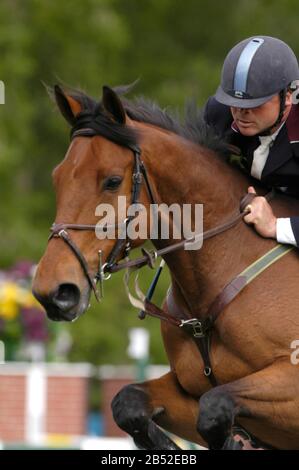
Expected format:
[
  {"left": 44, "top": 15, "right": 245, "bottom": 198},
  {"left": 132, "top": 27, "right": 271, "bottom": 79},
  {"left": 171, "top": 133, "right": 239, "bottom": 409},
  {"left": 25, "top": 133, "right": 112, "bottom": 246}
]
[{"left": 103, "top": 176, "right": 123, "bottom": 191}]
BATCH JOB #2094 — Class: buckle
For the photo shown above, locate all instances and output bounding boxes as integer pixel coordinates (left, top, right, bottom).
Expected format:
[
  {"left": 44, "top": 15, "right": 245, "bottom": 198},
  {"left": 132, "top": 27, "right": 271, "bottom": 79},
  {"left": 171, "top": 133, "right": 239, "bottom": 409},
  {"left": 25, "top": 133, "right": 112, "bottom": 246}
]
[
  {"left": 94, "top": 250, "right": 112, "bottom": 300},
  {"left": 132, "top": 172, "right": 143, "bottom": 184},
  {"left": 141, "top": 248, "right": 157, "bottom": 269},
  {"left": 58, "top": 229, "right": 68, "bottom": 238},
  {"left": 180, "top": 318, "right": 206, "bottom": 338}
]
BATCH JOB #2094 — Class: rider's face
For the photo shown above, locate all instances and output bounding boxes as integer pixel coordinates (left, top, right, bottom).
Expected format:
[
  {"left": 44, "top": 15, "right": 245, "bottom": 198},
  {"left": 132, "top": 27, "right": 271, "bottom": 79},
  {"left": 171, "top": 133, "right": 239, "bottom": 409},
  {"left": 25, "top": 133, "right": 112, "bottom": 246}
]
[{"left": 230, "top": 92, "right": 292, "bottom": 136}]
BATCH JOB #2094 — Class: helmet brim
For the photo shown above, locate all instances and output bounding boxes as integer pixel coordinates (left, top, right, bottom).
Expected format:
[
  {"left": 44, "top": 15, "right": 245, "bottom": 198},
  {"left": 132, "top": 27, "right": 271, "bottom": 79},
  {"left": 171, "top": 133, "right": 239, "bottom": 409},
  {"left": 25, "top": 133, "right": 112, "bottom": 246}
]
[{"left": 215, "top": 86, "right": 278, "bottom": 109}]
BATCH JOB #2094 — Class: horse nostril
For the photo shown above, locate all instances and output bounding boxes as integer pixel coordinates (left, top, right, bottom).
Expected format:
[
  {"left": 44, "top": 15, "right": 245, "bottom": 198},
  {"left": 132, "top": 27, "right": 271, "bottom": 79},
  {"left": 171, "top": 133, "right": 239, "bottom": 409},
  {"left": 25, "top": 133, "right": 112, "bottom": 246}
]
[{"left": 52, "top": 283, "right": 80, "bottom": 312}]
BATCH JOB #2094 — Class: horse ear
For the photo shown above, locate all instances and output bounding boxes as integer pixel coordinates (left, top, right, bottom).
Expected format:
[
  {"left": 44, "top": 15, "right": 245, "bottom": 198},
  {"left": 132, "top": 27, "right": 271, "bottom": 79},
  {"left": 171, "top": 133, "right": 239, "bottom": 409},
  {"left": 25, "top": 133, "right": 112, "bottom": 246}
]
[
  {"left": 102, "top": 85, "right": 126, "bottom": 124},
  {"left": 54, "top": 85, "right": 82, "bottom": 126}
]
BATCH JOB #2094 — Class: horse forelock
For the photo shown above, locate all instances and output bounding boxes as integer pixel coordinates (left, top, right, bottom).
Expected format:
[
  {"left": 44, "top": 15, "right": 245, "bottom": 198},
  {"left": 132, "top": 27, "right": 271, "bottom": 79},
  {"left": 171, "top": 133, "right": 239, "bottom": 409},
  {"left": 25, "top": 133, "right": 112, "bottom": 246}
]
[
  {"left": 64, "top": 84, "right": 229, "bottom": 157},
  {"left": 70, "top": 108, "right": 139, "bottom": 150}
]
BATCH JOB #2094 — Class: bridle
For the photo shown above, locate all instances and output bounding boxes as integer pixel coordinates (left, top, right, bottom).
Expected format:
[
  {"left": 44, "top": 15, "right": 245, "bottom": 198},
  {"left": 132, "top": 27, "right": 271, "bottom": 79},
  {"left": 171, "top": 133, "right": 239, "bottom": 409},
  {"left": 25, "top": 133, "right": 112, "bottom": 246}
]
[
  {"left": 49, "top": 125, "right": 256, "bottom": 301},
  {"left": 49, "top": 127, "right": 157, "bottom": 301},
  {"left": 49, "top": 122, "right": 271, "bottom": 301}
]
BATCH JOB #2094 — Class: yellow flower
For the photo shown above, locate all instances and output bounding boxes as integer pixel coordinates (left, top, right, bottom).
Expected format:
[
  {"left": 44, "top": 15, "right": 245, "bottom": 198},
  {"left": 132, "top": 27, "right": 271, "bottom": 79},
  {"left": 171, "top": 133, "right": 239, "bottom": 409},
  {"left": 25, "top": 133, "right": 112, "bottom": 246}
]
[
  {"left": 18, "top": 288, "right": 42, "bottom": 309},
  {"left": 0, "top": 281, "right": 43, "bottom": 320},
  {"left": 0, "top": 282, "right": 20, "bottom": 320}
]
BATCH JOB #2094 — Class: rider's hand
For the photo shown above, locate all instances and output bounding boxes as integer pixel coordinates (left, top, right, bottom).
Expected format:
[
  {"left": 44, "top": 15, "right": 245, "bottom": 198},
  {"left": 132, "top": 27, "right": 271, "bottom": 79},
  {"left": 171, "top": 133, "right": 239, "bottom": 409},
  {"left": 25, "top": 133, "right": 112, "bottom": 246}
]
[{"left": 243, "top": 186, "right": 277, "bottom": 239}]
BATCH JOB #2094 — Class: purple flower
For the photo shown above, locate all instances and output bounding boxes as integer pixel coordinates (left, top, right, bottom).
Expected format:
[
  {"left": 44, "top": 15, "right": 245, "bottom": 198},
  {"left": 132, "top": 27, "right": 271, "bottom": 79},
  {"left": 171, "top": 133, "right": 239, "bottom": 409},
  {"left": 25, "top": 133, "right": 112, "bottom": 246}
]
[
  {"left": 21, "top": 307, "right": 48, "bottom": 342},
  {"left": 8, "top": 260, "right": 34, "bottom": 281}
]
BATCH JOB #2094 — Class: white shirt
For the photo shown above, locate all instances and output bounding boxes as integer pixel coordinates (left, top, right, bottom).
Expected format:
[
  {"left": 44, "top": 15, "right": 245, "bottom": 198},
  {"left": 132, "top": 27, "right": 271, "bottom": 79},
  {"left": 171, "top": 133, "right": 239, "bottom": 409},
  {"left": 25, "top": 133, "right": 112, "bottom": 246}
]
[
  {"left": 250, "top": 122, "right": 285, "bottom": 180},
  {"left": 250, "top": 122, "right": 297, "bottom": 246}
]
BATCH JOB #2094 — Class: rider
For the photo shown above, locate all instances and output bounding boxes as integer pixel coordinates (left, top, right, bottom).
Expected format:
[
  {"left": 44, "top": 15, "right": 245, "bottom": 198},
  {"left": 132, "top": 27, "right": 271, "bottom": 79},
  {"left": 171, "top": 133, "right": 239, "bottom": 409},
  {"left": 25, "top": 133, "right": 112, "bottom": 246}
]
[{"left": 203, "top": 36, "right": 299, "bottom": 246}]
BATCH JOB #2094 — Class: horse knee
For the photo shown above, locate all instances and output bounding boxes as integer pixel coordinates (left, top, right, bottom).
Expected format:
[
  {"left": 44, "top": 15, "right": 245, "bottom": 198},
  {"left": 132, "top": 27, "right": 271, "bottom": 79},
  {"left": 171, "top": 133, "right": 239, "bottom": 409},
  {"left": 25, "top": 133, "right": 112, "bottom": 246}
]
[
  {"left": 197, "top": 389, "right": 236, "bottom": 449},
  {"left": 111, "top": 384, "right": 152, "bottom": 434}
]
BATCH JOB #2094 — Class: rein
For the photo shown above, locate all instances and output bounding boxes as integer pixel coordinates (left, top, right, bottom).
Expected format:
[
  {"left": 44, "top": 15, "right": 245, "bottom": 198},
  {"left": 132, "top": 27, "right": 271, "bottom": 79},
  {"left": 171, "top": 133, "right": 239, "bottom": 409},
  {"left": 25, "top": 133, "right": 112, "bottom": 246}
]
[
  {"left": 49, "top": 132, "right": 254, "bottom": 296},
  {"left": 108, "top": 192, "right": 262, "bottom": 273}
]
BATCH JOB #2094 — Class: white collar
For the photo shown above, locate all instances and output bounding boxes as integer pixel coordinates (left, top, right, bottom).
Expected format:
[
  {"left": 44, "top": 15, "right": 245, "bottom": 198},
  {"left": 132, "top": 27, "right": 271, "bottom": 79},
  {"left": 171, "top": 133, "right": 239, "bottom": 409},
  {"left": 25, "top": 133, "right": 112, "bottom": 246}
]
[{"left": 259, "top": 121, "right": 285, "bottom": 143}]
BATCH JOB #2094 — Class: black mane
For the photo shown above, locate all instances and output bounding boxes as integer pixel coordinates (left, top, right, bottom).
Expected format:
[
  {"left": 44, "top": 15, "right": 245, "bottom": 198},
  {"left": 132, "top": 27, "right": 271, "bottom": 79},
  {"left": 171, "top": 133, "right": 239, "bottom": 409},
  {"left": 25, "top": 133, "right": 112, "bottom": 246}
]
[{"left": 65, "top": 83, "right": 228, "bottom": 156}]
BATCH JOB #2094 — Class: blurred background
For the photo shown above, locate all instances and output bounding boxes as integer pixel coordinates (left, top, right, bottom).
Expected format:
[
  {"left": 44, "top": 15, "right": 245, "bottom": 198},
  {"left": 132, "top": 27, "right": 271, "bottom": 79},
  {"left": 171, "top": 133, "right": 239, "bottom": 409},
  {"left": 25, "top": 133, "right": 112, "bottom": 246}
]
[{"left": 0, "top": 0, "right": 298, "bottom": 449}]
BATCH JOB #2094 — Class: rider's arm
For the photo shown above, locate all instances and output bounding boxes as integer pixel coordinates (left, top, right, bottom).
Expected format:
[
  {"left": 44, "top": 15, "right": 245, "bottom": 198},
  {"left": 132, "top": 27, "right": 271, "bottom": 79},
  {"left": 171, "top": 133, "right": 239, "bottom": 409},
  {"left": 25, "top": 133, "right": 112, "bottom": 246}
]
[{"left": 276, "top": 218, "right": 297, "bottom": 246}]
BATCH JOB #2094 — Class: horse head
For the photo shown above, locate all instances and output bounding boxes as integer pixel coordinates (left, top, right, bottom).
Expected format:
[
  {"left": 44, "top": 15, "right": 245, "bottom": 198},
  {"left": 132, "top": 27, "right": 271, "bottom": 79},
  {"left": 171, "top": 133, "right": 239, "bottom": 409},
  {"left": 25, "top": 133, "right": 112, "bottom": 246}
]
[
  {"left": 32, "top": 85, "right": 157, "bottom": 321},
  {"left": 33, "top": 82, "right": 245, "bottom": 322}
]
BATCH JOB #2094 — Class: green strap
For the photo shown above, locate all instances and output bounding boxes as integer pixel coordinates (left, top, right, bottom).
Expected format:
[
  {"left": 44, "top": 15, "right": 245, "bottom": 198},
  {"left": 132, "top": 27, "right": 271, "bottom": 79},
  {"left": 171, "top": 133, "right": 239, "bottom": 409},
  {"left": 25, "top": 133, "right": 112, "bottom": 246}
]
[{"left": 240, "top": 244, "right": 294, "bottom": 285}]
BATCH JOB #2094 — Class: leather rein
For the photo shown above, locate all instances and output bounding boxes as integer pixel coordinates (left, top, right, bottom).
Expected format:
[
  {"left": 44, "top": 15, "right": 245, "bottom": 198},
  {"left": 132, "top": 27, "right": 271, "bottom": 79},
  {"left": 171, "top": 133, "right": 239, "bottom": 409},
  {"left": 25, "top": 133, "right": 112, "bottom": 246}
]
[{"left": 50, "top": 129, "right": 252, "bottom": 294}]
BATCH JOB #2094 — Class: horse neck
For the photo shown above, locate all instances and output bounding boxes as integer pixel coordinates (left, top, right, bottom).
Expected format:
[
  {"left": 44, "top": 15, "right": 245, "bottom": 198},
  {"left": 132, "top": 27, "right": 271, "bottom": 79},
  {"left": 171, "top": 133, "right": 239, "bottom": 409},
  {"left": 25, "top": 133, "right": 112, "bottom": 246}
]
[{"left": 141, "top": 127, "right": 251, "bottom": 316}]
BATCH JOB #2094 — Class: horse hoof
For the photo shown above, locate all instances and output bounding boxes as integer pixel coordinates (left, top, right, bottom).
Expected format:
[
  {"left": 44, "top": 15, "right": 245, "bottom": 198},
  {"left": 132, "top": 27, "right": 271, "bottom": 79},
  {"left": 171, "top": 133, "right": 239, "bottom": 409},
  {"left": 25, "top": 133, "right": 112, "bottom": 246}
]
[
  {"left": 111, "top": 384, "right": 151, "bottom": 436},
  {"left": 197, "top": 390, "right": 236, "bottom": 449}
]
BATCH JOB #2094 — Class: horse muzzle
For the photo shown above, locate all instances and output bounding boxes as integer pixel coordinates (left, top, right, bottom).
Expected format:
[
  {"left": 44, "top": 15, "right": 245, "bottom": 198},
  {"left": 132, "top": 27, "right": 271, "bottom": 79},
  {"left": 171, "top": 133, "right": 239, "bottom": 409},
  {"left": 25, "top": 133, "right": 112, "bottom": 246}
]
[{"left": 33, "top": 282, "right": 90, "bottom": 322}]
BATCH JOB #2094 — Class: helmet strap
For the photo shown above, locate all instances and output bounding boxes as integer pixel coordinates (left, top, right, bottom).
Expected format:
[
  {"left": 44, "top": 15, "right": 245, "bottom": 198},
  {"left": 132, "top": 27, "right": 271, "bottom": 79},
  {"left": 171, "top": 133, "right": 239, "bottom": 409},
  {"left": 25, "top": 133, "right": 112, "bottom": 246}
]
[{"left": 259, "top": 89, "right": 287, "bottom": 136}]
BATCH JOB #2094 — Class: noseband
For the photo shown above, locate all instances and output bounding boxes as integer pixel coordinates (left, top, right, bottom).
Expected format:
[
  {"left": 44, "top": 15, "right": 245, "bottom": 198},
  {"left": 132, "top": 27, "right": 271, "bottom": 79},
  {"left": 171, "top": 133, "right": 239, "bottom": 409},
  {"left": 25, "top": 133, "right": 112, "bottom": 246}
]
[{"left": 49, "top": 127, "right": 156, "bottom": 300}]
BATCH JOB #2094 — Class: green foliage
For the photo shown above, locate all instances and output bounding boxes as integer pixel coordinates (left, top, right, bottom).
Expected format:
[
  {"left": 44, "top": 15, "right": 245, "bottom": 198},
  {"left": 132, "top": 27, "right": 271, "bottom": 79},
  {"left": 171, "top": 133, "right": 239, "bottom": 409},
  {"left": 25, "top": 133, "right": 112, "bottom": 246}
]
[{"left": 1, "top": 0, "right": 299, "bottom": 364}]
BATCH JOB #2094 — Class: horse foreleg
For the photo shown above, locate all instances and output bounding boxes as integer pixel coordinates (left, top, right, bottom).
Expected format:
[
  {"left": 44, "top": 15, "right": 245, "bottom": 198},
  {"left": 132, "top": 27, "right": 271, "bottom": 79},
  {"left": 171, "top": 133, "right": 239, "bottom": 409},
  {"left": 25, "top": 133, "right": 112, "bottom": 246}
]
[
  {"left": 111, "top": 380, "right": 178, "bottom": 450},
  {"left": 197, "top": 360, "right": 299, "bottom": 450},
  {"left": 111, "top": 371, "right": 205, "bottom": 449}
]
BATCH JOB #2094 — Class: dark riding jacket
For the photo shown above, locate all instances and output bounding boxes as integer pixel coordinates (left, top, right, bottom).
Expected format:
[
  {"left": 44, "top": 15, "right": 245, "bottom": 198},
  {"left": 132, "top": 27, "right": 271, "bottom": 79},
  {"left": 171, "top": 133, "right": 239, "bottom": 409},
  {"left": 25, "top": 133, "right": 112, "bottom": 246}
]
[{"left": 203, "top": 96, "right": 299, "bottom": 245}]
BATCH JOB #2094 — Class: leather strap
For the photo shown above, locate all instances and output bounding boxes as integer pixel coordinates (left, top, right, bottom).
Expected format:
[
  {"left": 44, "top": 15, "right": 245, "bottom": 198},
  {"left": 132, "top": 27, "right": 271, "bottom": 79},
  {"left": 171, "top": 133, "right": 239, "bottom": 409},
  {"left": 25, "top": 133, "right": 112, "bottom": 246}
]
[
  {"left": 49, "top": 228, "right": 100, "bottom": 301},
  {"left": 138, "top": 241, "right": 292, "bottom": 387},
  {"left": 107, "top": 189, "right": 276, "bottom": 273}
]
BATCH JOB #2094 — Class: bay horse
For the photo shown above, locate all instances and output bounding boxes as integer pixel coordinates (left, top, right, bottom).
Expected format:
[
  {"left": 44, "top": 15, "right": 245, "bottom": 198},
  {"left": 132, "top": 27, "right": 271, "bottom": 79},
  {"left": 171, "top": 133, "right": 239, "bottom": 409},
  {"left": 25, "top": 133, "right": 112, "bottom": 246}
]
[{"left": 32, "top": 83, "right": 299, "bottom": 450}]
